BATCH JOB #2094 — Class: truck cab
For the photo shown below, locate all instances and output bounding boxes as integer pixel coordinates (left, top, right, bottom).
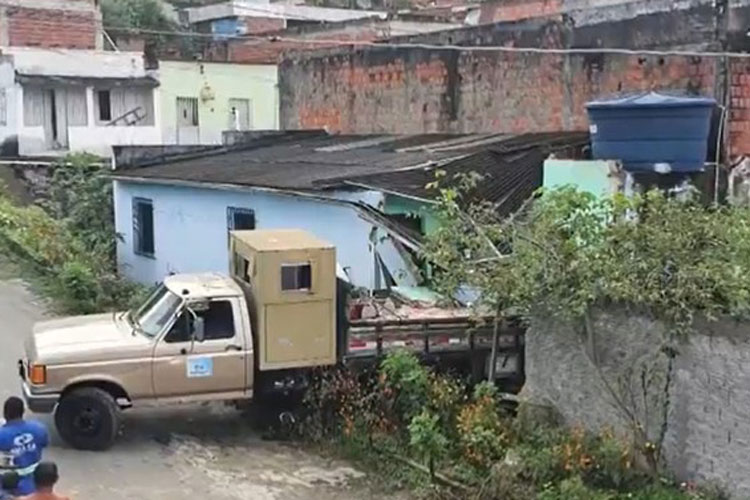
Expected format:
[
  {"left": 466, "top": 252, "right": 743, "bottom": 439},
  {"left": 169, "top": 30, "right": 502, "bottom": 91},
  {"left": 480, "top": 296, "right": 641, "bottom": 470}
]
[{"left": 19, "top": 229, "right": 338, "bottom": 450}]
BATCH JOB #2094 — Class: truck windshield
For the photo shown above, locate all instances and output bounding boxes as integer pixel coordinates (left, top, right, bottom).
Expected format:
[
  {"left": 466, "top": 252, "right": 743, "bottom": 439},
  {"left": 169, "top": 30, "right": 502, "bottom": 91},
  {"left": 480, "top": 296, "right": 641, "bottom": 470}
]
[{"left": 130, "top": 285, "right": 182, "bottom": 338}]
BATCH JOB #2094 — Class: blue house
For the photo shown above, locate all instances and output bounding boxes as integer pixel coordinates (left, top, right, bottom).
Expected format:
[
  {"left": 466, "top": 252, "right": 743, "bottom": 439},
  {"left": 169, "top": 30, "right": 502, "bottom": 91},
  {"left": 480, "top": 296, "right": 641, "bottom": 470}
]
[{"left": 111, "top": 131, "right": 587, "bottom": 289}]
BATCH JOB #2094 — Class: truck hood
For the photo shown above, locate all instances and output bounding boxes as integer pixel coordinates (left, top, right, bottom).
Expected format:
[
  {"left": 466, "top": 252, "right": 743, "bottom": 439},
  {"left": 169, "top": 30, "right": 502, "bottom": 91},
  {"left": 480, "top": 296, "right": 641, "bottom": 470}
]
[{"left": 28, "top": 313, "right": 153, "bottom": 364}]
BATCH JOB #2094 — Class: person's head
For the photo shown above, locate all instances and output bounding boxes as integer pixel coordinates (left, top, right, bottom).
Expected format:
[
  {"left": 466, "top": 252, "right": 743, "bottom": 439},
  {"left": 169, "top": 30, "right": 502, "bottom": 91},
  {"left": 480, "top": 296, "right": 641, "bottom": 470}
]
[
  {"left": 0, "top": 471, "right": 18, "bottom": 493},
  {"left": 2, "top": 397, "right": 23, "bottom": 422},
  {"left": 33, "top": 462, "right": 58, "bottom": 491}
]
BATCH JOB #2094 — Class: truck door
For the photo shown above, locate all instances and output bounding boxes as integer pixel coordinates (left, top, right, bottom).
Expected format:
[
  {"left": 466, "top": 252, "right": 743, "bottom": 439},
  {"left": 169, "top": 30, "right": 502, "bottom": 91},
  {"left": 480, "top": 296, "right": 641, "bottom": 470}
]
[{"left": 152, "top": 298, "right": 247, "bottom": 398}]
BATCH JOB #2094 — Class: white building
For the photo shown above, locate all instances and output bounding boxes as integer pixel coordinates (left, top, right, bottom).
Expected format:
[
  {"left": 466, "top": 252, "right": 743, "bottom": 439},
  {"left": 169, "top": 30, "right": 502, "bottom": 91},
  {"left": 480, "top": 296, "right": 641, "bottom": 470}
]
[{"left": 0, "top": 47, "right": 161, "bottom": 157}]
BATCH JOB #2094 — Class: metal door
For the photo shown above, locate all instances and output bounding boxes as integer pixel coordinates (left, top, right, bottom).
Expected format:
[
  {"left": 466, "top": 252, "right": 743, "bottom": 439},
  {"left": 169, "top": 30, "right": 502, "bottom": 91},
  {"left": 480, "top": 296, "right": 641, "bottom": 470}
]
[
  {"left": 176, "top": 97, "right": 200, "bottom": 144},
  {"left": 152, "top": 298, "right": 247, "bottom": 398}
]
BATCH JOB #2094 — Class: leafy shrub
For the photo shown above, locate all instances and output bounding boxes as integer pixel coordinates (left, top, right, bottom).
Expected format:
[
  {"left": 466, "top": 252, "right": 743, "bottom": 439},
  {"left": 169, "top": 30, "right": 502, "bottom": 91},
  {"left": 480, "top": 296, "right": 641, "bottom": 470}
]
[
  {"left": 456, "top": 382, "right": 508, "bottom": 468},
  {"left": 380, "top": 351, "right": 430, "bottom": 424},
  {"left": 474, "top": 463, "right": 535, "bottom": 500},
  {"left": 425, "top": 373, "right": 466, "bottom": 440},
  {"left": 538, "top": 476, "right": 614, "bottom": 500},
  {"left": 299, "top": 353, "right": 710, "bottom": 500},
  {"left": 408, "top": 410, "right": 449, "bottom": 478},
  {"left": 424, "top": 185, "right": 750, "bottom": 338},
  {"left": 0, "top": 154, "right": 145, "bottom": 313}
]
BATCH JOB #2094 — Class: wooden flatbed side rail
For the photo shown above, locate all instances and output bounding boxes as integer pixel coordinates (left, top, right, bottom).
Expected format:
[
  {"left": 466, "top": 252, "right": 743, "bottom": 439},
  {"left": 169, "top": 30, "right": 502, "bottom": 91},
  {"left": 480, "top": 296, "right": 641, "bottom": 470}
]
[{"left": 349, "top": 315, "right": 497, "bottom": 328}]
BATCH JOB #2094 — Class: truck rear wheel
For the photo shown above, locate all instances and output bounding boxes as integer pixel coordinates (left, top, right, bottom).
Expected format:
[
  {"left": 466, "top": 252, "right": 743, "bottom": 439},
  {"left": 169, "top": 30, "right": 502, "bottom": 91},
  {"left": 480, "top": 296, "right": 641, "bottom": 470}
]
[{"left": 55, "top": 387, "right": 121, "bottom": 451}]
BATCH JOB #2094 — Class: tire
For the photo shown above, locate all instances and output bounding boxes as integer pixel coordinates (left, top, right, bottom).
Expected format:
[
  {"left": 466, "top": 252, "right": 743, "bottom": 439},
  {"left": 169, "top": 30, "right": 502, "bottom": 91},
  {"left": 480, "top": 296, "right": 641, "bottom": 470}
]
[{"left": 54, "top": 387, "right": 121, "bottom": 451}]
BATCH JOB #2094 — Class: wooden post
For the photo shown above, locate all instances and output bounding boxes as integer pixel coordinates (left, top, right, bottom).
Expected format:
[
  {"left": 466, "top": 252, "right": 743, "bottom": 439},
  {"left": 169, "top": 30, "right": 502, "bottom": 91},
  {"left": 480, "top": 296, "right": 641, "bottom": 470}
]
[{"left": 487, "top": 306, "right": 502, "bottom": 381}]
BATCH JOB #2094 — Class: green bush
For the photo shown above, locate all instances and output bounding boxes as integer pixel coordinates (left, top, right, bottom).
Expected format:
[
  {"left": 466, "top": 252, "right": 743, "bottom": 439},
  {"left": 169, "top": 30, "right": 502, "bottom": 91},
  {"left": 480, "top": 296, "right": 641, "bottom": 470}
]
[
  {"left": 538, "top": 476, "right": 614, "bottom": 500},
  {"left": 425, "top": 373, "right": 466, "bottom": 441},
  {"left": 408, "top": 410, "right": 449, "bottom": 478},
  {"left": 380, "top": 351, "right": 430, "bottom": 424},
  {"left": 298, "top": 353, "right": 719, "bottom": 500},
  {"left": 456, "top": 383, "right": 508, "bottom": 469},
  {"left": 0, "top": 154, "right": 145, "bottom": 314},
  {"left": 474, "top": 463, "right": 535, "bottom": 500}
]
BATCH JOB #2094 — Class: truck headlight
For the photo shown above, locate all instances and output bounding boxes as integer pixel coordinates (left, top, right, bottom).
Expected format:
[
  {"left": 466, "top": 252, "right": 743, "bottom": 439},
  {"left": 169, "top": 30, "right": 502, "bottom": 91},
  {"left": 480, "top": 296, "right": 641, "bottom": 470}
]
[{"left": 29, "top": 364, "right": 46, "bottom": 385}]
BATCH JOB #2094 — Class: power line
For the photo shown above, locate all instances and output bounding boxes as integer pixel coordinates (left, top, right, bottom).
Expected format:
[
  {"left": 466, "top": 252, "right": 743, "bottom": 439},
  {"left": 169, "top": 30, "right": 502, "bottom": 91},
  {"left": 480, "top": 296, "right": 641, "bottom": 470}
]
[{"left": 101, "top": 25, "right": 750, "bottom": 59}]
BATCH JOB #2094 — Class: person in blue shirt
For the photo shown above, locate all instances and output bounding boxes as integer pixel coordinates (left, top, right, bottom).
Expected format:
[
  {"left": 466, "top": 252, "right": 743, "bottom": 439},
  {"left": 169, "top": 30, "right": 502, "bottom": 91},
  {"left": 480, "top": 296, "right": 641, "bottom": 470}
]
[
  {"left": 0, "top": 397, "right": 49, "bottom": 496},
  {"left": 0, "top": 471, "right": 19, "bottom": 500}
]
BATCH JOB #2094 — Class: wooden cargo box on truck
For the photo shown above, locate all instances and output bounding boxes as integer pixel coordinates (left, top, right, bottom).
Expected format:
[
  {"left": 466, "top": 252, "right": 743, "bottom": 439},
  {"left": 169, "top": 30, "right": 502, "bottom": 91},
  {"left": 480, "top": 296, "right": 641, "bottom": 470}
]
[{"left": 230, "top": 229, "right": 337, "bottom": 370}]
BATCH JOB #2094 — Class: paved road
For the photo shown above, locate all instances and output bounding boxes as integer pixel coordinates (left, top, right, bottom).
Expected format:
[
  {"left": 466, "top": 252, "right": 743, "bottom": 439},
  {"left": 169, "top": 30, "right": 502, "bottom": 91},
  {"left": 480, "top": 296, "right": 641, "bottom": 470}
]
[{"left": 0, "top": 276, "right": 392, "bottom": 500}]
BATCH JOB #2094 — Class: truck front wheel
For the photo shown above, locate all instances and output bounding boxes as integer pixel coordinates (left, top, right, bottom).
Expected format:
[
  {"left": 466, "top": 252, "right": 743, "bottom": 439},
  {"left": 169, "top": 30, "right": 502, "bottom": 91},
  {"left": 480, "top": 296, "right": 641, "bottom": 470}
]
[{"left": 55, "top": 387, "right": 121, "bottom": 451}]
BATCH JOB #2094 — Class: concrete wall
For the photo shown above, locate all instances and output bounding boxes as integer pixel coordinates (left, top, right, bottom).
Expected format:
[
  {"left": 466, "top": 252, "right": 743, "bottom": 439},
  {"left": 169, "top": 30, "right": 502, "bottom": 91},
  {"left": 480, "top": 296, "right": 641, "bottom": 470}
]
[
  {"left": 68, "top": 125, "right": 162, "bottom": 157},
  {"left": 383, "top": 194, "right": 440, "bottom": 235},
  {"left": 113, "top": 180, "right": 415, "bottom": 290},
  {"left": 477, "top": 0, "right": 717, "bottom": 26},
  {"left": 0, "top": 58, "right": 20, "bottom": 156},
  {"left": 157, "top": 60, "right": 278, "bottom": 145},
  {"left": 524, "top": 309, "right": 750, "bottom": 498},
  {"left": 542, "top": 159, "right": 624, "bottom": 196}
]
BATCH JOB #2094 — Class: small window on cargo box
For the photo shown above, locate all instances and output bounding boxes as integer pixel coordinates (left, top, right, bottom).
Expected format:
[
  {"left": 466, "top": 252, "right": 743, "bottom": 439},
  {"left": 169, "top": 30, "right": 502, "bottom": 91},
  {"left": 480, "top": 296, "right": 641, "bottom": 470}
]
[
  {"left": 281, "top": 263, "right": 311, "bottom": 291},
  {"left": 233, "top": 253, "right": 250, "bottom": 283}
]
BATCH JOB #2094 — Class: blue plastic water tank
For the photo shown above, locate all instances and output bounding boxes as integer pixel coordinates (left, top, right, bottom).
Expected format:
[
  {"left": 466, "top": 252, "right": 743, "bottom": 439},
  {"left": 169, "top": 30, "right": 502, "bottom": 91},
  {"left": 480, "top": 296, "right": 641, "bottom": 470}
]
[{"left": 586, "top": 92, "right": 716, "bottom": 173}]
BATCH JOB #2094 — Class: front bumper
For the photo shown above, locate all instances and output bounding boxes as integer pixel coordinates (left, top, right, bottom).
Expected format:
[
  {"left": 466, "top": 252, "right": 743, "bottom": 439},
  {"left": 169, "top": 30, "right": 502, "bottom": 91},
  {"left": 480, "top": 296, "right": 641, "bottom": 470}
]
[
  {"left": 21, "top": 381, "right": 59, "bottom": 414},
  {"left": 18, "top": 361, "right": 59, "bottom": 414}
]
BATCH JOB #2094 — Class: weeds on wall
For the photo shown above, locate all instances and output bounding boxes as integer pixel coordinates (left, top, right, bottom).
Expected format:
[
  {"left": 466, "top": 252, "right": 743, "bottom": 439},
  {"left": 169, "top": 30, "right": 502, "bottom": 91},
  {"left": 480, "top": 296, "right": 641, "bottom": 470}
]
[
  {"left": 0, "top": 153, "right": 146, "bottom": 313},
  {"left": 298, "top": 351, "right": 719, "bottom": 499}
]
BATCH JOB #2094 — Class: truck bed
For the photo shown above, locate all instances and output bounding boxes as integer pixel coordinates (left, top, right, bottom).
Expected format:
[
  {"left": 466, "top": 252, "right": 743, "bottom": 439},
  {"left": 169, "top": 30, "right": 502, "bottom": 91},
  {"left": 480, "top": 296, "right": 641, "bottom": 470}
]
[{"left": 343, "top": 316, "right": 525, "bottom": 380}]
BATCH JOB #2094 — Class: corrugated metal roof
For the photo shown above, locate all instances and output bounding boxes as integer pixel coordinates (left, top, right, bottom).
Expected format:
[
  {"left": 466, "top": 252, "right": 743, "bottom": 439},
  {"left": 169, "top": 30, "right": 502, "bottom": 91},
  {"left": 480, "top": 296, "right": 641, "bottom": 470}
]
[
  {"left": 113, "top": 131, "right": 588, "bottom": 207},
  {"left": 341, "top": 132, "right": 588, "bottom": 212}
]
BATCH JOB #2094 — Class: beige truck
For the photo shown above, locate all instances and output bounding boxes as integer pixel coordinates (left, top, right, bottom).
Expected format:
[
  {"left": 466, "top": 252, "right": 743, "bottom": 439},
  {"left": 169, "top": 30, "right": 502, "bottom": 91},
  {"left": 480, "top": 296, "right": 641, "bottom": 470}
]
[{"left": 18, "top": 229, "right": 523, "bottom": 451}]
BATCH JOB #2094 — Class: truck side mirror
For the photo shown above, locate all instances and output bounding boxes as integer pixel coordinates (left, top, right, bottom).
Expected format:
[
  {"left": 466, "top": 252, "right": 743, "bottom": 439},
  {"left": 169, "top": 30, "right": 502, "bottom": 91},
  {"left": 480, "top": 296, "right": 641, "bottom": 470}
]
[
  {"left": 186, "top": 307, "right": 206, "bottom": 343},
  {"left": 193, "top": 317, "right": 205, "bottom": 343}
]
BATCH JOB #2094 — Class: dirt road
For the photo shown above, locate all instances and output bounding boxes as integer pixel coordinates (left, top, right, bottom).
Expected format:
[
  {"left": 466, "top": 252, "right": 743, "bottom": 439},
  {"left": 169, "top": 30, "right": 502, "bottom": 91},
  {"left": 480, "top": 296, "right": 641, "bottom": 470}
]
[{"left": 0, "top": 272, "right": 398, "bottom": 499}]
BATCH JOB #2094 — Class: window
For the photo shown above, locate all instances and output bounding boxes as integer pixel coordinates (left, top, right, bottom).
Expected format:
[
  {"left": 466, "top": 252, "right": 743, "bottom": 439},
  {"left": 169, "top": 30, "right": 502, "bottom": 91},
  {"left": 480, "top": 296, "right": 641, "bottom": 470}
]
[
  {"left": 133, "top": 198, "right": 155, "bottom": 257},
  {"left": 227, "top": 207, "right": 255, "bottom": 231},
  {"left": 232, "top": 253, "right": 251, "bottom": 283},
  {"left": 227, "top": 206, "right": 255, "bottom": 246},
  {"left": 165, "top": 300, "right": 236, "bottom": 343},
  {"left": 97, "top": 90, "right": 112, "bottom": 122},
  {"left": 0, "top": 88, "right": 7, "bottom": 126},
  {"left": 281, "top": 263, "right": 312, "bottom": 291},
  {"left": 131, "top": 285, "right": 181, "bottom": 338},
  {"left": 176, "top": 97, "right": 199, "bottom": 127}
]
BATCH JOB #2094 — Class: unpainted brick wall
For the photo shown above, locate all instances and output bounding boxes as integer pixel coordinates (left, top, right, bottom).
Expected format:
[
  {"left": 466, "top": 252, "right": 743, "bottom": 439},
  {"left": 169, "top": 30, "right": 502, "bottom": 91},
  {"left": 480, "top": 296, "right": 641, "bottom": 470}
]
[
  {"left": 280, "top": 50, "right": 718, "bottom": 139},
  {"left": 729, "top": 60, "right": 750, "bottom": 155},
  {"left": 281, "top": 5, "right": 750, "bottom": 155},
  {"left": 226, "top": 28, "right": 381, "bottom": 64},
  {"left": 6, "top": 6, "right": 98, "bottom": 49},
  {"left": 479, "top": 0, "right": 563, "bottom": 23},
  {"left": 243, "top": 16, "right": 286, "bottom": 35}
]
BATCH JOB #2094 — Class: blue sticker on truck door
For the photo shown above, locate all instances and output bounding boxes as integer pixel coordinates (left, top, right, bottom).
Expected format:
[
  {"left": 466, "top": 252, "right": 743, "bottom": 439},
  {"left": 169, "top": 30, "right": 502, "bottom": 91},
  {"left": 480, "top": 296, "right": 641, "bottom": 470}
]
[{"left": 186, "top": 356, "right": 213, "bottom": 378}]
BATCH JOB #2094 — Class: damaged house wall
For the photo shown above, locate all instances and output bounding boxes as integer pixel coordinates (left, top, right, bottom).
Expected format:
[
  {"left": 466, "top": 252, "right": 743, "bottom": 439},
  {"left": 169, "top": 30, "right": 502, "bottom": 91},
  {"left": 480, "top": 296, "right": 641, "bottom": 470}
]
[
  {"left": 113, "top": 180, "right": 418, "bottom": 290},
  {"left": 524, "top": 308, "right": 750, "bottom": 498},
  {"left": 279, "top": 2, "right": 750, "bottom": 156}
]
